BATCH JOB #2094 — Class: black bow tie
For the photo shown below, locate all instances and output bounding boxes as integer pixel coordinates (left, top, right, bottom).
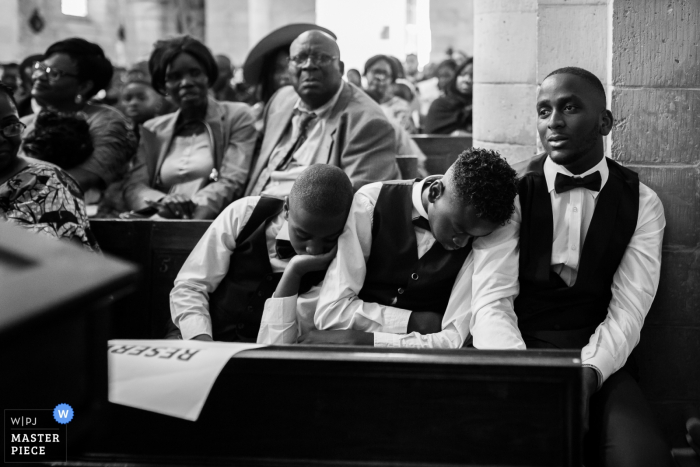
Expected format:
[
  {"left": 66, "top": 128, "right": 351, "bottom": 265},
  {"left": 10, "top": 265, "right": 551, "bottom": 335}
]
[
  {"left": 413, "top": 216, "right": 431, "bottom": 232},
  {"left": 554, "top": 171, "right": 602, "bottom": 194},
  {"left": 275, "top": 239, "right": 296, "bottom": 259}
]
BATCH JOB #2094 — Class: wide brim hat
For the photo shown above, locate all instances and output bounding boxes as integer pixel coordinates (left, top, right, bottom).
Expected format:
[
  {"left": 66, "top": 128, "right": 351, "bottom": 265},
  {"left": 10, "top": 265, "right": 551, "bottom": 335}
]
[{"left": 243, "top": 23, "right": 336, "bottom": 85}]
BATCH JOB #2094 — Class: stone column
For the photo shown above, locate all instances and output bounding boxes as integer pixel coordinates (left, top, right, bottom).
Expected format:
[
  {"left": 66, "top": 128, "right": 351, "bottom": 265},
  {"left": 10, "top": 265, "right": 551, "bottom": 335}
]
[
  {"left": 205, "top": 0, "right": 249, "bottom": 64},
  {"left": 473, "top": 0, "right": 538, "bottom": 164}
]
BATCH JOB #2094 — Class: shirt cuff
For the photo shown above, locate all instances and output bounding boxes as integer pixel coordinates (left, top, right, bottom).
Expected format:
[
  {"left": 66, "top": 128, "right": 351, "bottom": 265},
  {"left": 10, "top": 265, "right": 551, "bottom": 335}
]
[
  {"left": 581, "top": 346, "right": 615, "bottom": 385},
  {"left": 373, "top": 332, "right": 402, "bottom": 347},
  {"left": 257, "top": 295, "right": 299, "bottom": 345},
  {"left": 178, "top": 313, "right": 213, "bottom": 341},
  {"left": 381, "top": 308, "right": 411, "bottom": 334}
]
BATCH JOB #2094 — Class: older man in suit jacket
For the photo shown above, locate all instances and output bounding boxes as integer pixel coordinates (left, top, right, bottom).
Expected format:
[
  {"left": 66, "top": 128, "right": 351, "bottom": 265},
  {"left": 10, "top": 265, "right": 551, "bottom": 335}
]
[{"left": 245, "top": 30, "right": 400, "bottom": 197}]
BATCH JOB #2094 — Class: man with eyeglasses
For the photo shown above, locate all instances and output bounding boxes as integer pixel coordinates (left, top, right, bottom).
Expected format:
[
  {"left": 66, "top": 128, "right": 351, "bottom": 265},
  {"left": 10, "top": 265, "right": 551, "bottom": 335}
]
[{"left": 245, "top": 30, "right": 400, "bottom": 197}]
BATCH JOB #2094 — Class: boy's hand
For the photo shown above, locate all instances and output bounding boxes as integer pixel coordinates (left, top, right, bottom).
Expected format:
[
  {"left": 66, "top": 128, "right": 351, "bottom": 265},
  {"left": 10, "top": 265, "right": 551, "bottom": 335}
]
[
  {"left": 298, "top": 330, "right": 373, "bottom": 346},
  {"left": 581, "top": 367, "right": 600, "bottom": 433},
  {"left": 287, "top": 245, "right": 338, "bottom": 276},
  {"left": 406, "top": 311, "right": 442, "bottom": 334}
]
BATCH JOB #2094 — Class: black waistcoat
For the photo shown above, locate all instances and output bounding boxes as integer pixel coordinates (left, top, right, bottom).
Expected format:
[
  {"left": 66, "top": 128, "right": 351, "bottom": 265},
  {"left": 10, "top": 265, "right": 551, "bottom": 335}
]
[
  {"left": 514, "top": 154, "right": 639, "bottom": 349},
  {"left": 358, "top": 180, "right": 472, "bottom": 313},
  {"left": 208, "top": 196, "right": 325, "bottom": 341}
]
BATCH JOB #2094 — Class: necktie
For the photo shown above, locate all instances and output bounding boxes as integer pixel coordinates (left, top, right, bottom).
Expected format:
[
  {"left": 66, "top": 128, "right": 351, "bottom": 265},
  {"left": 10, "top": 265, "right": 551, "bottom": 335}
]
[
  {"left": 554, "top": 171, "right": 602, "bottom": 194},
  {"left": 275, "top": 110, "right": 317, "bottom": 171},
  {"left": 413, "top": 216, "right": 431, "bottom": 232},
  {"left": 275, "top": 239, "right": 296, "bottom": 259}
]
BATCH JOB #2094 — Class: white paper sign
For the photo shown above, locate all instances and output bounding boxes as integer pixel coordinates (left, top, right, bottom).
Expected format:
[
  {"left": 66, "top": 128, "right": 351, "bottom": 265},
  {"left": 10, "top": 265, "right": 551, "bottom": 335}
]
[{"left": 108, "top": 339, "right": 263, "bottom": 421}]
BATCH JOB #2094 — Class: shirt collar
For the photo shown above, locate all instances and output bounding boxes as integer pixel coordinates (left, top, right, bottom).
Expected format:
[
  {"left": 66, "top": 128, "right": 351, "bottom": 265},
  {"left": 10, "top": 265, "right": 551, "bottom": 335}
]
[
  {"left": 544, "top": 155, "right": 609, "bottom": 198},
  {"left": 275, "top": 220, "right": 291, "bottom": 241},
  {"left": 294, "top": 81, "right": 345, "bottom": 118},
  {"left": 412, "top": 175, "right": 441, "bottom": 220}
]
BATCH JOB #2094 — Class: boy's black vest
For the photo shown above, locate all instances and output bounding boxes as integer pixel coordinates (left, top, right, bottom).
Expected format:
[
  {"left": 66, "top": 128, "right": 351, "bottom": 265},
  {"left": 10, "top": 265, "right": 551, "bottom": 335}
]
[
  {"left": 358, "top": 180, "right": 472, "bottom": 313},
  {"left": 515, "top": 154, "right": 639, "bottom": 349},
  {"left": 206, "top": 196, "right": 325, "bottom": 341}
]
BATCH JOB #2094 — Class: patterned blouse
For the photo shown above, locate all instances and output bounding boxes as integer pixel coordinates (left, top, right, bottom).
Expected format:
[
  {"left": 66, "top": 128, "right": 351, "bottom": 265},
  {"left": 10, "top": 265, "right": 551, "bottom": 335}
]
[{"left": 0, "top": 161, "right": 100, "bottom": 252}]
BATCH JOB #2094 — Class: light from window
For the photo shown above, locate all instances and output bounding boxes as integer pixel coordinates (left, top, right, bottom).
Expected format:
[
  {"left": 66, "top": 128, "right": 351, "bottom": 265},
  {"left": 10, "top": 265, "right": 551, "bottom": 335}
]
[{"left": 61, "top": 0, "right": 88, "bottom": 17}]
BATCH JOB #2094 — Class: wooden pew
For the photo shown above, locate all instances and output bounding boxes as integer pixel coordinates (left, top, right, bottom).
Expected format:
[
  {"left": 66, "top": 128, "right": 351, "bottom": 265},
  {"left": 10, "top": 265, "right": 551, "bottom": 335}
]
[
  {"left": 79, "top": 347, "right": 584, "bottom": 466},
  {"left": 91, "top": 219, "right": 211, "bottom": 339},
  {"left": 411, "top": 134, "right": 472, "bottom": 175}
]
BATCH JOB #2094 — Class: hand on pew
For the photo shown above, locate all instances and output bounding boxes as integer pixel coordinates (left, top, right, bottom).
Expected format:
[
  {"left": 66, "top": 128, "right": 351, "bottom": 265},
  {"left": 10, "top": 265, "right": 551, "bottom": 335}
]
[
  {"left": 146, "top": 194, "right": 196, "bottom": 219},
  {"left": 298, "top": 330, "right": 373, "bottom": 346},
  {"left": 406, "top": 311, "right": 442, "bottom": 334}
]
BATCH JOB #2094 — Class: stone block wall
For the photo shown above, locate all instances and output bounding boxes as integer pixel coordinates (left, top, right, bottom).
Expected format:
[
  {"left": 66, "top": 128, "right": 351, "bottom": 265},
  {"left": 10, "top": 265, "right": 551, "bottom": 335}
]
[{"left": 611, "top": 0, "right": 700, "bottom": 447}]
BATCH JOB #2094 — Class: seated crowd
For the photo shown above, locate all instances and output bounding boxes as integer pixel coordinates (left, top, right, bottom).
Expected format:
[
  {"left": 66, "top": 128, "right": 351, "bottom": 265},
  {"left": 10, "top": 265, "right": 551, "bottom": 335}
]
[{"left": 0, "top": 25, "right": 676, "bottom": 467}]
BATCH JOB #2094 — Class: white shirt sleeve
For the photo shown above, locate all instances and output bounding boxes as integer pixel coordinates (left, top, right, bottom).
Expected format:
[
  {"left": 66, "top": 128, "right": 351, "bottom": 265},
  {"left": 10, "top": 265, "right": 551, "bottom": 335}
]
[
  {"left": 256, "top": 282, "right": 323, "bottom": 345},
  {"left": 169, "top": 197, "right": 258, "bottom": 340},
  {"left": 581, "top": 185, "right": 665, "bottom": 382},
  {"left": 374, "top": 199, "right": 525, "bottom": 349},
  {"left": 314, "top": 184, "right": 413, "bottom": 334}
]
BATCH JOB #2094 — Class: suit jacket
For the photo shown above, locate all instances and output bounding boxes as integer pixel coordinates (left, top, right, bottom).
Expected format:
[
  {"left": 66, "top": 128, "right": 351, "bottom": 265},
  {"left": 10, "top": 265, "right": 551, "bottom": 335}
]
[
  {"left": 245, "top": 82, "right": 400, "bottom": 195},
  {"left": 124, "top": 98, "right": 256, "bottom": 217}
]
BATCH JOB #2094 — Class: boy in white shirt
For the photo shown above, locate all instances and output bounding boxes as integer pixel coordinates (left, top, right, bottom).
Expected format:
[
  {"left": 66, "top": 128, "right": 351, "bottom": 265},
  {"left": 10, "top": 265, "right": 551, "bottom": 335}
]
[{"left": 169, "top": 164, "right": 353, "bottom": 342}]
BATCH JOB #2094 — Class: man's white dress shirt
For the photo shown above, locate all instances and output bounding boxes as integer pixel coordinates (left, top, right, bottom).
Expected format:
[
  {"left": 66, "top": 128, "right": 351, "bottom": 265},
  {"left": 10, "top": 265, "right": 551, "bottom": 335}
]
[
  {"left": 314, "top": 178, "right": 525, "bottom": 349},
  {"left": 170, "top": 196, "right": 320, "bottom": 340},
  {"left": 543, "top": 156, "right": 665, "bottom": 384},
  {"left": 259, "top": 83, "right": 345, "bottom": 198}
]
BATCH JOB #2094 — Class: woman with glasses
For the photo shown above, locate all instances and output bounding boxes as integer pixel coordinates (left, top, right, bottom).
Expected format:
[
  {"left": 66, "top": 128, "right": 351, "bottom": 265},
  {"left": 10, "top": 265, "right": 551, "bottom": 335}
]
[
  {"left": 0, "top": 83, "right": 99, "bottom": 252},
  {"left": 21, "top": 38, "right": 137, "bottom": 198},
  {"left": 123, "top": 35, "right": 256, "bottom": 219}
]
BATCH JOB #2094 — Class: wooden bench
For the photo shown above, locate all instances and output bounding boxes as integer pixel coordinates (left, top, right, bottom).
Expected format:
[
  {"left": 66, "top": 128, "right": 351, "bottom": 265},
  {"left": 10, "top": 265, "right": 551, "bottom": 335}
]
[
  {"left": 91, "top": 219, "right": 211, "bottom": 339},
  {"left": 78, "top": 347, "right": 584, "bottom": 466},
  {"left": 411, "top": 134, "right": 472, "bottom": 175}
]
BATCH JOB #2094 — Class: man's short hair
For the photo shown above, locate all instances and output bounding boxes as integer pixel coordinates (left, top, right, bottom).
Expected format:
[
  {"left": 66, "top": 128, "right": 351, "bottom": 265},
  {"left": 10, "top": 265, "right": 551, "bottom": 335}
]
[
  {"left": 289, "top": 164, "right": 354, "bottom": 218},
  {"left": 545, "top": 66, "right": 606, "bottom": 105},
  {"left": 448, "top": 148, "right": 518, "bottom": 226}
]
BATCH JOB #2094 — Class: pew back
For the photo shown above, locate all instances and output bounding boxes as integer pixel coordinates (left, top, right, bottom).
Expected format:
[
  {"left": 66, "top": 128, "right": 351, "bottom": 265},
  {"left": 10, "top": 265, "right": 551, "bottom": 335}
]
[
  {"left": 411, "top": 134, "right": 472, "bottom": 175},
  {"left": 91, "top": 219, "right": 211, "bottom": 338},
  {"left": 87, "top": 347, "right": 583, "bottom": 466}
]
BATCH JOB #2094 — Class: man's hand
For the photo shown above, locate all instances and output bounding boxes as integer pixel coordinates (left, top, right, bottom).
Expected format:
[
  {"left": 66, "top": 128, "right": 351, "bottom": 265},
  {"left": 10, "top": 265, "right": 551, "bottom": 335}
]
[
  {"left": 582, "top": 366, "right": 600, "bottom": 433},
  {"left": 298, "top": 330, "right": 373, "bottom": 346},
  {"left": 406, "top": 311, "right": 442, "bottom": 334},
  {"left": 287, "top": 245, "right": 338, "bottom": 276},
  {"left": 192, "top": 334, "right": 213, "bottom": 342}
]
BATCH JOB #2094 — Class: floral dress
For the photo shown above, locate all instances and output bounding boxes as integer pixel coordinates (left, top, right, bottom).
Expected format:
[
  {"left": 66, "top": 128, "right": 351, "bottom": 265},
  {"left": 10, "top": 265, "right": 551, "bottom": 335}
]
[{"left": 0, "top": 161, "right": 100, "bottom": 252}]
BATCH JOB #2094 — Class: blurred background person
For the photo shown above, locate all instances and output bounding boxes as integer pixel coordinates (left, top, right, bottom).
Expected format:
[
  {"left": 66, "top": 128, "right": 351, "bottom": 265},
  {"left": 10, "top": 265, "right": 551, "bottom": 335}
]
[
  {"left": 211, "top": 54, "right": 255, "bottom": 104},
  {"left": 424, "top": 58, "right": 472, "bottom": 135},
  {"left": 120, "top": 63, "right": 167, "bottom": 137},
  {"left": 15, "top": 54, "right": 43, "bottom": 117},
  {"left": 242, "top": 23, "right": 336, "bottom": 128},
  {"left": 21, "top": 38, "right": 137, "bottom": 195},
  {"left": 404, "top": 53, "right": 423, "bottom": 84},
  {"left": 123, "top": 35, "right": 256, "bottom": 220},
  {"left": 346, "top": 68, "right": 362, "bottom": 87},
  {"left": 22, "top": 110, "right": 94, "bottom": 170},
  {"left": 417, "top": 58, "right": 457, "bottom": 123},
  {"left": 364, "top": 54, "right": 416, "bottom": 133},
  {"left": 0, "top": 83, "right": 99, "bottom": 252},
  {"left": 0, "top": 63, "right": 20, "bottom": 94}
]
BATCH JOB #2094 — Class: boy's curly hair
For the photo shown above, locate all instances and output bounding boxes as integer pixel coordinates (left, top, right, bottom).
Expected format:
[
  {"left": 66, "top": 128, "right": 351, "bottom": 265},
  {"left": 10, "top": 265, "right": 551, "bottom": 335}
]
[
  {"left": 448, "top": 148, "right": 518, "bottom": 225},
  {"left": 22, "top": 111, "right": 94, "bottom": 170}
]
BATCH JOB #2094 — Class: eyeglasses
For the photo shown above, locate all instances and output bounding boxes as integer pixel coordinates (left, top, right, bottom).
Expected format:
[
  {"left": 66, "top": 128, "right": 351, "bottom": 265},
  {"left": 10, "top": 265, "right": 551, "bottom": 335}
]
[
  {"left": 0, "top": 122, "right": 25, "bottom": 138},
  {"left": 288, "top": 53, "right": 338, "bottom": 67},
  {"left": 32, "top": 62, "right": 79, "bottom": 82}
]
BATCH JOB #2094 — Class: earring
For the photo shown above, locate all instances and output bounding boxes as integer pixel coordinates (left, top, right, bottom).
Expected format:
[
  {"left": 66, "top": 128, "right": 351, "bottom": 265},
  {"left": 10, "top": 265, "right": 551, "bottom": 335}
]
[{"left": 74, "top": 94, "right": 83, "bottom": 104}]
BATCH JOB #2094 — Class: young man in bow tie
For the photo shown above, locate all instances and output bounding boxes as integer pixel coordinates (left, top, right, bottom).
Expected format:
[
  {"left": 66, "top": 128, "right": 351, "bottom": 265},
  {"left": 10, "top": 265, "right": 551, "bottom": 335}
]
[
  {"left": 168, "top": 164, "right": 353, "bottom": 342},
  {"left": 516, "top": 67, "right": 671, "bottom": 466},
  {"left": 304, "top": 148, "right": 525, "bottom": 350}
]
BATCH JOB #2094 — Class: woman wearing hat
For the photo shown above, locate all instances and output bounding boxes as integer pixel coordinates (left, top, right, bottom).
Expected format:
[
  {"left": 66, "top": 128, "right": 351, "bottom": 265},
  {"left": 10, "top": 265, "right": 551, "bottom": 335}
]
[{"left": 123, "top": 36, "right": 256, "bottom": 220}]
